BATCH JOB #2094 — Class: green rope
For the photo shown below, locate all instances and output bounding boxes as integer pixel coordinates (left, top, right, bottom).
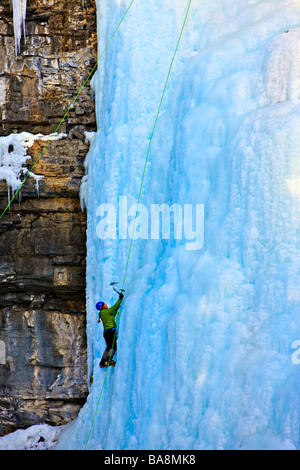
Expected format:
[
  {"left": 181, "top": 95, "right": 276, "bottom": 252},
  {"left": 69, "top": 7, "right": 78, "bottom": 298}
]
[
  {"left": 0, "top": 0, "right": 136, "bottom": 221},
  {"left": 84, "top": 0, "right": 192, "bottom": 450},
  {"left": 121, "top": 0, "right": 192, "bottom": 294}
]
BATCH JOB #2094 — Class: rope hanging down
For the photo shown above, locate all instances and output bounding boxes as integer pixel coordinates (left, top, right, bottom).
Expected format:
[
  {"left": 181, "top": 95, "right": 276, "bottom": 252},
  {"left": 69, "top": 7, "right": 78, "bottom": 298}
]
[
  {"left": 0, "top": 0, "right": 136, "bottom": 220},
  {"left": 84, "top": 0, "right": 192, "bottom": 450}
]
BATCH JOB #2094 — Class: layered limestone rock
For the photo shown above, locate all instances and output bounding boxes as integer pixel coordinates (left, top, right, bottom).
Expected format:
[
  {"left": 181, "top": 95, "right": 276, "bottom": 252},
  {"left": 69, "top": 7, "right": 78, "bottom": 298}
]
[
  {"left": 0, "top": 0, "right": 96, "bottom": 135},
  {"left": 0, "top": 0, "right": 97, "bottom": 436}
]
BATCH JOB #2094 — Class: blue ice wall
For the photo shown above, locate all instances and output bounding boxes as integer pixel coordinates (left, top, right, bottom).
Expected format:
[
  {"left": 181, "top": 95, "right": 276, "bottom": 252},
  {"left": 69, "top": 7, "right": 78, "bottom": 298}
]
[{"left": 57, "top": 0, "right": 300, "bottom": 450}]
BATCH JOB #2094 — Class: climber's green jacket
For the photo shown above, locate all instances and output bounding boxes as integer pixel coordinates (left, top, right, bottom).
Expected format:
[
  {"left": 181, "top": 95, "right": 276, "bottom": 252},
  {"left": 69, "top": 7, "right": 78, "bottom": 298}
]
[{"left": 100, "top": 299, "right": 122, "bottom": 330}]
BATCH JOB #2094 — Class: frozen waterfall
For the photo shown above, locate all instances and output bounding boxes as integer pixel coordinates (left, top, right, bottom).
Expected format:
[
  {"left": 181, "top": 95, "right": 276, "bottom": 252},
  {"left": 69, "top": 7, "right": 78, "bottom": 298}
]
[{"left": 56, "top": 0, "right": 300, "bottom": 450}]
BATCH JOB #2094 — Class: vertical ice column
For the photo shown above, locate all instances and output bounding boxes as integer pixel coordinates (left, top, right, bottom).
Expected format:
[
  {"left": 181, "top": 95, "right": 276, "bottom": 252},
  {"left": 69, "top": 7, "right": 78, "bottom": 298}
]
[{"left": 11, "top": 0, "right": 27, "bottom": 55}]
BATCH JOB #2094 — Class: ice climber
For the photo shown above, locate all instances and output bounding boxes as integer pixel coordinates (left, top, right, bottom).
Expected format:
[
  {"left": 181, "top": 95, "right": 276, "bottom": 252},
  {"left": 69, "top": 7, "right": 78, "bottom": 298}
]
[{"left": 96, "top": 291, "right": 124, "bottom": 368}]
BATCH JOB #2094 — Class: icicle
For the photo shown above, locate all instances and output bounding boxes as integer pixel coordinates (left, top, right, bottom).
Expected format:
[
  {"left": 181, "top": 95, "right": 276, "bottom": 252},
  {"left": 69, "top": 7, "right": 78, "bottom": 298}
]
[{"left": 11, "top": 0, "right": 27, "bottom": 55}]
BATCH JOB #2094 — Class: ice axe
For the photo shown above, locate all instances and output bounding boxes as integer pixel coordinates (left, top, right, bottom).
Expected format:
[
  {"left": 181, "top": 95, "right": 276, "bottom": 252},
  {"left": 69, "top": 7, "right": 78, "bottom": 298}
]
[{"left": 110, "top": 282, "right": 125, "bottom": 296}]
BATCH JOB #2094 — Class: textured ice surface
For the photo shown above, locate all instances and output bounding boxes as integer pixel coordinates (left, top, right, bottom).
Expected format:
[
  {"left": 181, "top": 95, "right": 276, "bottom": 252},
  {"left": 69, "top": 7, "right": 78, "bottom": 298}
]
[{"left": 50, "top": 0, "right": 300, "bottom": 450}]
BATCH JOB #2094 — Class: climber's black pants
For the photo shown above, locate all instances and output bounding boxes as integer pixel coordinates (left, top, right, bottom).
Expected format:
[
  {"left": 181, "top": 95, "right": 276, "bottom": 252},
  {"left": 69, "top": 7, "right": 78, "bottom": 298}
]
[
  {"left": 100, "top": 328, "right": 117, "bottom": 365},
  {"left": 104, "top": 328, "right": 117, "bottom": 352}
]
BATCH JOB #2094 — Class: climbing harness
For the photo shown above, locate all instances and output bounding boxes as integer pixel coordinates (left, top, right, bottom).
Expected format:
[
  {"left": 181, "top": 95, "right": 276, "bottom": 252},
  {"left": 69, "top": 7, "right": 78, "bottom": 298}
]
[{"left": 84, "top": 0, "right": 193, "bottom": 450}]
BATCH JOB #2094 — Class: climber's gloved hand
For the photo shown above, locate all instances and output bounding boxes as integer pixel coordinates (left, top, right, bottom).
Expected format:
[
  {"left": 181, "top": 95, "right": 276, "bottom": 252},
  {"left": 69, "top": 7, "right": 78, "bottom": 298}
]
[{"left": 119, "top": 292, "right": 124, "bottom": 300}]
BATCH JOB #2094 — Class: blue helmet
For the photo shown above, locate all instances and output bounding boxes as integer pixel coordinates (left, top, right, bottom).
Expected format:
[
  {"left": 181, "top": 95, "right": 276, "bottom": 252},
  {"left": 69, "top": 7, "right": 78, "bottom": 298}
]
[{"left": 96, "top": 301, "right": 104, "bottom": 311}]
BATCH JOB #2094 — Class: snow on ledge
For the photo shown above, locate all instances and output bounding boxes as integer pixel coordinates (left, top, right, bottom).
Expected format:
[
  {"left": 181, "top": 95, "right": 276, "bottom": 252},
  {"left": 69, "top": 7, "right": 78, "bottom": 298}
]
[
  {"left": 0, "top": 424, "right": 62, "bottom": 450},
  {"left": 0, "top": 132, "right": 67, "bottom": 202}
]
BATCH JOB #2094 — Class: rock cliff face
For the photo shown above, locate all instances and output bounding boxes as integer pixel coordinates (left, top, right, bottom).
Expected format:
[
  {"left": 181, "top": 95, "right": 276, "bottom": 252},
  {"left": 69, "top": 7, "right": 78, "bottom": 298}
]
[{"left": 0, "top": 0, "right": 97, "bottom": 435}]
